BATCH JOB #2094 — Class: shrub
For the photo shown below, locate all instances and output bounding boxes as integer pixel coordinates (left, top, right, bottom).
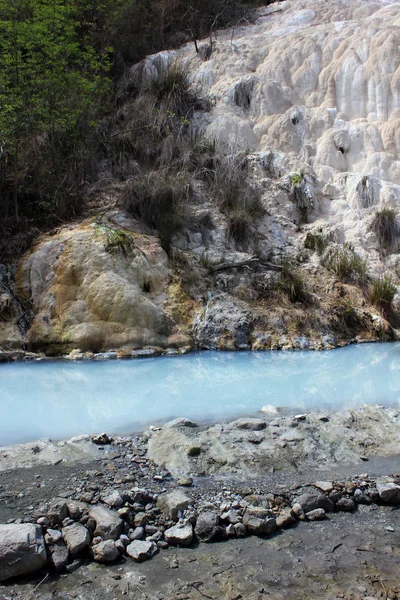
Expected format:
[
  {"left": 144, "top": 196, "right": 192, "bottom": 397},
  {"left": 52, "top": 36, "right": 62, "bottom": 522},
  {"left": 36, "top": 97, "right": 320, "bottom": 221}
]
[
  {"left": 304, "top": 231, "right": 329, "bottom": 255},
  {"left": 277, "top": 258, "right": 311, "bottom": 304},
  {"left": 322, "top": 244, "right": 367, "bottom": 285},
  {"left": 149, "top": 64, "right": 192, "bottom": 117},
  {"left": 290, "top": 171, "right": 304, "bottom": 187},
  {"left": 369, "top": 275, "right": 397, "bottom": 309},
  {"left": 371, "top": 208, "right": 398, "bottom": 250},
  {"left": 122, "top": 170, "right": 189, "bottom": 252},
  {"left": 210, "top": 153, "right": 264, "bottom": 243}
]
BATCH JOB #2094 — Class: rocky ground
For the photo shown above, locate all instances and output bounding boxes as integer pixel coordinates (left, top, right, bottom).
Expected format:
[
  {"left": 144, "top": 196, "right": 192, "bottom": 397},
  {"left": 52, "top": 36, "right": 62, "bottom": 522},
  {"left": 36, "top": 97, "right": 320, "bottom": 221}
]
[{"left": 1, "top": 409, "right": 400, "bottom": 599}]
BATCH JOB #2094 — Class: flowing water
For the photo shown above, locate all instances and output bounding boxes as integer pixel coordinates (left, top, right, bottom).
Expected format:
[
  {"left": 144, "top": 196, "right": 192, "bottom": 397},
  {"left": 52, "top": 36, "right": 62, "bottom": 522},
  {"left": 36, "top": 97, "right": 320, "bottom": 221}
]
[{"left": 1, "top": 342, "right": 400, "bottom": 445}]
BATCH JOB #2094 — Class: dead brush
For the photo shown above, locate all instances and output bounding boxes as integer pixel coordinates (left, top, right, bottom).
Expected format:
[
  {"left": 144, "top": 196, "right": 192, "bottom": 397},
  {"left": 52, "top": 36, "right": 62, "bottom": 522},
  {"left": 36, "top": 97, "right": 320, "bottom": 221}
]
[{"left": 371, "top": 208, "right": 399, "bottom": 251}]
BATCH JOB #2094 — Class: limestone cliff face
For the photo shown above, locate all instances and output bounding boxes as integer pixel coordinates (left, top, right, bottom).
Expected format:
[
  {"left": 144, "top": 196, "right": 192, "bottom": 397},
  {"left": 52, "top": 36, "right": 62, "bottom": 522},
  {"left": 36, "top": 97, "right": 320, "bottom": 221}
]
[
  {"left": 10, "top": 220, "right": 196, "bottom": 354},
  {"left": 1, "top": 0, "right": 400, "bottom": 354}
]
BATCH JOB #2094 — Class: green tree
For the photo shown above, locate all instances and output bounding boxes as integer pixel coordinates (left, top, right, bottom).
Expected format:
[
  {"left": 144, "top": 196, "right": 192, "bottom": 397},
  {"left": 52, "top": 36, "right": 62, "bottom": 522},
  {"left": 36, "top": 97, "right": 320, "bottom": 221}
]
[{"left": 0, "top": 0, "right": 110, "bottom": 223}]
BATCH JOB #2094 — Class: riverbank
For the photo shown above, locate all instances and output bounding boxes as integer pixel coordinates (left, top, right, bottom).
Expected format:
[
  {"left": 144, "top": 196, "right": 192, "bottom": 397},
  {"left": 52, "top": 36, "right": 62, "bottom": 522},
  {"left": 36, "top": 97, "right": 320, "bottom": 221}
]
[{"left": 0, "top": 419, "right": 400, "bottom": 598}]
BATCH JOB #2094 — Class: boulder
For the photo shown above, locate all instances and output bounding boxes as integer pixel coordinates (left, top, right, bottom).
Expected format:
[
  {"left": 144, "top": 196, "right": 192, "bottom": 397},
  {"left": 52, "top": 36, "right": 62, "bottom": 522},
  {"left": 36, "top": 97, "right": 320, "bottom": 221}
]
[
  {"left": 195, "top": 512, "right": 221, "bottom": 542},
  {"left": 234, "top": 523, "right": 247, "bottom": 537},
  {"left": 92, "top": 540, "right": 119, "bottom": 563},
  {"left": 297, "top": 492, "right": 334, "bottom": 513},
  {"left": 49, "top": 540, "right": 69, "bottom": 573},
  {"left": 0, "top": 524, "right": 47, "bottom": 581},
  {"left": 62, "top": 522, "right": 91, "bottom": 556},
  {"left": 89, "top": 505, "right": 123, "bottom": 540},
  {"left": 157, "top": 490, "right": 191, "bottom": 521},
  {"left": 376, "top": 481, "right": 400, "bottom": 505},
  {"left": 126, "top": 540, "right": 158, "bottom": 562},
  {"left": 276, "top": 509, "right": 295, "bottom": 529},
  {"left": 242, "top": 509, "right": 276, "bottom": 536},
  {"left": 164, "top": 418, "right": 198, "bottom": 428},
  {"left": 164, "top": 524, "right": 193, "bottom": 546}
]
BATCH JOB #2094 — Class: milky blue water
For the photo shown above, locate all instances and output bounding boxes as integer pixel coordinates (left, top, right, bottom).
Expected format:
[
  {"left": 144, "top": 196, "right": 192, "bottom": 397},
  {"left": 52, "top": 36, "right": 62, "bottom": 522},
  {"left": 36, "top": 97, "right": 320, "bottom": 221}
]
[{"left": 1, "top": 342, "right": 400, "bottom": 446}]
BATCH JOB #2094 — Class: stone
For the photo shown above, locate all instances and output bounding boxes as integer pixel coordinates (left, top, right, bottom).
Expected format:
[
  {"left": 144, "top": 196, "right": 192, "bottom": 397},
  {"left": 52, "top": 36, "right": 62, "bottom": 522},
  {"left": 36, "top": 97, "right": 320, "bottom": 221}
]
[
  {"left": 178, "top": 477, "right": 193, "bottom": 487},
  {"left": 226, "top": 524, "right": 236, "bottom": 536},
  {"left": 234, "top": 523, "right": 248, "bottom": 537},
  {"left": 157, "top": 490, "right": 191, "bottom": 521},
  {"left": 221, "top": 509, "right": 241, "bottom": 524},
  {"left": 313, "top": 481, "right": 333, "bottom": 493},
  {"left": 49, "top": 540, "right": 69, "bottom": 573},
  {"left": 92, "top": 540, "right": 119, "bottom": 563},
  {"left": 67, "top": 500, "right": 86, "bottom": 521},
  {"left": 306, "top": 509, "right": 326, "bottom": 521},
  {"left": 89, "top": 505, "right": 123, "bottom": 540},
  {"left": 62, "top": 522, "right": 91, "bottom": 556},
  {"left": 130, "top": 527, "right": 144, "bottom": 541},
  {"left": 126, "top": 540, "right": 158, "bottom": 562},
  {"left": 164, "top": 524, "right": 193, "bottom": 546},
  {"left": 91, "top": 433, "right": 112, "bottom": 445},
  {"left": 276, "top": 509, "right": 295, "bottom": 529},
  {"left": 297, "top": 492, "right": 334, "bottom": 513},
  {"left": 231, "top": 418, "right": 266, "bottom": 431},
  {"left": 47, "top": 498, "right": 69, "bottom": 526},
  {"left": 195, "top": 512, "right": 221, "bottom": 542},
  {"left": 134, "top": 512, "right": 148, "bottom": 527},
  {"left": 45, "top": 528, "right": 62, "bottom": 545},
  {"left": 102, "top": 490, "right": 124, "bottom": 508},
  {"left": 242, "top": 509, "right": 276, "bottom": 536},
  {"left": 0, "top": 524, "right": 47, "bottom": 581},
  {"left": 376, "top": 481, "right": 400, "bottom": 505},
  {"left": 336, "top": 498, "right": 356, "bottom": 512},
  {"left": 291, "top": 503, "right": 305, "bottom": 519}
]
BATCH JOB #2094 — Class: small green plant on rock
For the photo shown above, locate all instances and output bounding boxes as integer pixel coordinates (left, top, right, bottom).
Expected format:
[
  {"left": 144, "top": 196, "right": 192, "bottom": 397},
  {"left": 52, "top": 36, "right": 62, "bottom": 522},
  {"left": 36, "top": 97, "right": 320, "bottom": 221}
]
[
  {"left": 371, "top": 208, "right": 398, "bottom": 251},
  {"left": 369, "top": 275, "right": 397, "bottom": 309},
  {"left": 290, "top": 171, "right": 304, "bottom": 187},
  {"left": 95, "top": 223, "right": 135, "bottom": 258}
]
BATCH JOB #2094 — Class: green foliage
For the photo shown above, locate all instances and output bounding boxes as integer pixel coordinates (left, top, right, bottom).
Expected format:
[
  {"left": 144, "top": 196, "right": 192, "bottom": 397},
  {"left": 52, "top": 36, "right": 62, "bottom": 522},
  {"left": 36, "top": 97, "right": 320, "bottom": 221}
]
[
  {"left": 0, "top": 0, "right": 111, "bottom": 224},
  {"left": 322, "top": 245, "right": 367, "bottom": 285},
  {"left": 149, "top": 64, "right": 192, "bottom": 117},
  {"left": 290, "top": 171, "right": 304, "bottom": 187},
  {"left": 371, "top": 208, "right": 398, "bottom": 250},
  {"left": 100, "top": 225, "right": 135, "bottom": 257},
  {"left": 369, "top": 275, "right": 397, "bottom": 309}
]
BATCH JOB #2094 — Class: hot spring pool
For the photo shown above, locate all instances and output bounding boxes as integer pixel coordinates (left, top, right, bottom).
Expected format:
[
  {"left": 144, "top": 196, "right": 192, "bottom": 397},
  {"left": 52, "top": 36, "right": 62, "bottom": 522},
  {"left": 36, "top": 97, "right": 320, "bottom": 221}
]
[{"left": 1, "top": 342, "right": 400, "bottom": 445}]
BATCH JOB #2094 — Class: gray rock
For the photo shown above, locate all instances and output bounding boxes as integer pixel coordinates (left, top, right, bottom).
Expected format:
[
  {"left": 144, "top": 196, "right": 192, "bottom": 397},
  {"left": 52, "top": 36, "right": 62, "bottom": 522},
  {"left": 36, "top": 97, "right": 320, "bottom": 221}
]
[
  {"left": 45, "top": 528, "right": 62, "bottom": 545},
  {"left": 234, "top": 523, "right": 248, "bottom": 537},
  {"left": 0, "top": 524, "right": 47, "bottom": 581},
  {"left": 336, "top": 498, "right": 356, "bottom": 512},
  {"left": 130, "top": 526, "right": 144, "bottom": 541},
  {"left": 134, "top": 512, "right": 147, "bottom": 527},
  {"left": 231, "top": 418, "right": 266, "bottom": 431},
  {"left": 376, "top": 481, "right": 400, "bottom": 505},
  {"left": 242, "top": 509, "right": 275, "bottom": 536},
  {"left": 276, "top": 509, "right": 295, "bottom": 529},
  {"left": 91, "top": 433, "right": 112, "bottom": 445},
  {"left": 67, "top": 500, "right": 86, "bottom": 521},
  {"left": 157, "top": 490, "right": 191, "bottom": 521},
  {"left": 66, "top": 559, "right": 82, "bottom": 573},
  {"left": 221, "top": 509, "right": 241, "bottom": 524},
  {"left": 115, "top": 539, "right": 125, "bottom": 553},
  {"left": 297, "top": 492, "right": 334, "bottom": 513},
  {"left": 195, "top": 512, "right": 220, "bottom": 542},
  {"left": 102, "top": 489, "right": 124, "bottom": 508},
  {"left": 291, "top": 503, "right": 305, "bottom": 519},
  {"left": 89, "top": 506, "right": 123, "bottom": 540},
  {"left": 306, "top": 508, "right": 326, "bottom": 521},
  {"left": 126, "top": 540, "right": 158, "bottom": 562},
  {"left": 47, "top": 498, "right": 69, "bottom": 526},
  {"left": 313, "top": 481, "right": 333, "bottom": 493},
  {"left": 49, "top": 540, "right": 69, "bottom": 573},
  {"left": 92, "top": 540, "right": 119, "bottom": 563},
  {"left": 164, "top": 524, "right": 193, "bottom": 546},
  {"left": 62, "top": 522, "right": 90, "bottom": 556},
  {"left": 226, "top": 524, "right": 236, "bottom": 536},
  {"left": 178, "top": 477, "right": 193, "bottom": 487}
]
